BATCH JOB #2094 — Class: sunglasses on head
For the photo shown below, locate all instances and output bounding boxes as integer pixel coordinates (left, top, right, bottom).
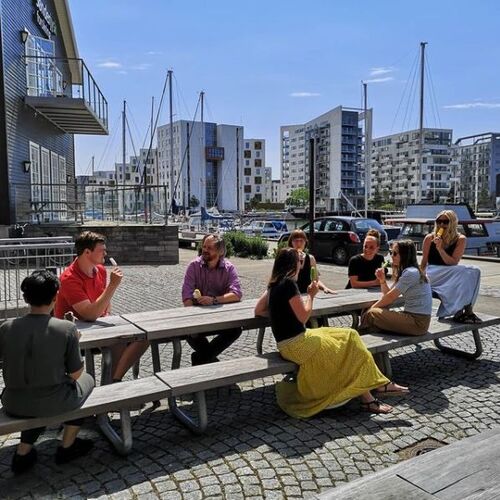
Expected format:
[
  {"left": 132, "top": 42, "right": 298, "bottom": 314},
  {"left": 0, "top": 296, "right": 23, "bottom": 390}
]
[{"left": 436, "top": 218, "right": 449, "bottom": 225}]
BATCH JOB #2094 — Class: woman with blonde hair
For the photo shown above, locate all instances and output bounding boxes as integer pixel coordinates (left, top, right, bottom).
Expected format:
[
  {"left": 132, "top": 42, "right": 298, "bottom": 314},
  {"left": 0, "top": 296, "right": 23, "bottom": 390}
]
[
  {"left": 254, "top": 247, "right": 409, "bottom": 418},
  {"left": 420, "top": 210, "right": 481, "bottom": 323},
  {"left": 360, "top": 240, "right": 432, "bottom": 336}
]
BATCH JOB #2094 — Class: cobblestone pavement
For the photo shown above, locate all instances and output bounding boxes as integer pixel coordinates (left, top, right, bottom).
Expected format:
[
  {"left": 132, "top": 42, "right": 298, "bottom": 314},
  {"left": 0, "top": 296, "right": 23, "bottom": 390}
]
[{"left": 1, "top": 249, "right": 500, "bottom": 499}]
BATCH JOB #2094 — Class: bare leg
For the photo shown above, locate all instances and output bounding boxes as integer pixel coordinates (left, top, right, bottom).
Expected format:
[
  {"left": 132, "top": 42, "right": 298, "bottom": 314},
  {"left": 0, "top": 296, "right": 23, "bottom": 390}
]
[
  {"left": 61, "top": 425, "right": 80, "bottom": 448},
  {"left": 112, "top": 340, "right": 150, "bottom": 380},
  {"left": 359, "top": 391, "right": 393, "bottom": 414},
  {"left": 16, "top": 443, "right": 33, "bottom": 455}
]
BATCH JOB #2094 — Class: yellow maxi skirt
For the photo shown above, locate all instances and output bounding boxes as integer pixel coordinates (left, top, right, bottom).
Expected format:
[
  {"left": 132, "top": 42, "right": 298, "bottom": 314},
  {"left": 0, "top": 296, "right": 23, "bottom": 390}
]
[{"left": 276, "top": 327, "right": 389, "bottom": 419}]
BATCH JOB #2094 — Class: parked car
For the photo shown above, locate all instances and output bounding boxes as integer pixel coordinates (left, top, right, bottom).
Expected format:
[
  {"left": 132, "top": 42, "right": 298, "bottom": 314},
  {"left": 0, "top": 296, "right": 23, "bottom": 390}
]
[
  {"left": 278, "top": 217, "right": 389, "bottom": 265},
  {"left": 385, "top": 217, "right": 500, "bottom": 256}
]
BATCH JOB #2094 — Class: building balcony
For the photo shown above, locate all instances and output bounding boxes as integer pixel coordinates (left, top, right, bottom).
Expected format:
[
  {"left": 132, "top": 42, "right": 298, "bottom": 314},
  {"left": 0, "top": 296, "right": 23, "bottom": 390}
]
[{"left": 23, "top": 56, "right": 108, "bottom": 135}]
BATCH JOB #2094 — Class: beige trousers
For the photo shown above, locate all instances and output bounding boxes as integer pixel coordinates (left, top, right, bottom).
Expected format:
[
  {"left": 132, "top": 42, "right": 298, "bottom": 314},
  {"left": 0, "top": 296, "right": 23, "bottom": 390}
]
[{"left": 360, "top": 307, "right": 430, "bottom": 336}]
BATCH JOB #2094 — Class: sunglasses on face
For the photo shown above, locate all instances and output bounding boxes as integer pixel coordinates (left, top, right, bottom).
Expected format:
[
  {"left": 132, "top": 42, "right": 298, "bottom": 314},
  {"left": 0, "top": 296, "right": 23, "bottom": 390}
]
[
  {"left": 436, "top": 219, "right": 449, "bottom": 225},
  {"left": 389, "top": 250, "right": 399, "bottom": 256}
]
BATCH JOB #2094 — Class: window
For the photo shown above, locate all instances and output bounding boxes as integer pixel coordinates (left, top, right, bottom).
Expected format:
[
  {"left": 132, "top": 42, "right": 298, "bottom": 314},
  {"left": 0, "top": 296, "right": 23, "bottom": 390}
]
[
  {"left": 245, "top": 160, "right": 250, "bottom": 166},
  {"left": 29, "top": 142, "right": 41, "bottom": 208},
  {"left": 244, "top": 150, "right": 251, "bottom": 158},
  {"left": 254, "top": 141, "right": 262, "bottom": 150},
  {"left": 244, "top": 168, "right": 251, "bottom": 176},
  {"left": 255, "top": 151, "right": 261, "bottom": 158},
  {"left": 245, "top": 142, "right": 250, "bottom": 149},
  {"left": 25, "top": 34, "right": 62, "bottom": 97},
  {"left": 244, "top": 185, "right": 252, "bottom": 193},
  {"left": 254, "top": 176, "right": 262, "bottom": 184},
  {"left": 254, "top": 159, "right": 262, "bottom": 167}
]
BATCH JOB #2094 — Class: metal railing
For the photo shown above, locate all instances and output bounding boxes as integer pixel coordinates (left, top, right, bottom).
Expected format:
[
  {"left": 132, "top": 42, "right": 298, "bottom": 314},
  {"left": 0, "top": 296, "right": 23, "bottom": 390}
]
[
  {"left": 0, "top": 237, "right": 75, "bottom": 320},
  {"left": 23, "top": 55, "right": 108, "bottom": 130}
]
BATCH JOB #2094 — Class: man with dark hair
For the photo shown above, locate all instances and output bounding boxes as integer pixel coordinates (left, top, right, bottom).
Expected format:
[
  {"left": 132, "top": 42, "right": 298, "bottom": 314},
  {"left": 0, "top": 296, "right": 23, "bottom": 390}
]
[
  {"left": 0, "top": 270, "right": 95, "bottom": 473},
  {"left": 182, "top": 234, "right": 242, "bottom": 365},
  {"left": 55, "top": 231, "right": 148, "bottom": 382}
]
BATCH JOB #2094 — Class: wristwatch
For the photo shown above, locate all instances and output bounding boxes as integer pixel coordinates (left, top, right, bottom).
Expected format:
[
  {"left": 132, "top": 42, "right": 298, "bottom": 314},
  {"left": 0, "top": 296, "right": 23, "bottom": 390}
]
[{"left": 212, "top": 296, "right": 218, "bottom": 305}]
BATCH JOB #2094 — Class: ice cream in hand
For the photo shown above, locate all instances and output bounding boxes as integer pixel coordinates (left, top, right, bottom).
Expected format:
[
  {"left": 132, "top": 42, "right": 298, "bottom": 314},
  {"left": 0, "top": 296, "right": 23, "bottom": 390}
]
[
  {"left": 109, "top": 257, "right": 117, "bottom": 266},
  {"left": 193, "top": 289, "right": 202, "bottom": 300},
  {"left": 436, "top": 228, "right": 444, "bottom": 237},
  {"left": 310, "top": 267, "right": 318, "bottom": 281}
]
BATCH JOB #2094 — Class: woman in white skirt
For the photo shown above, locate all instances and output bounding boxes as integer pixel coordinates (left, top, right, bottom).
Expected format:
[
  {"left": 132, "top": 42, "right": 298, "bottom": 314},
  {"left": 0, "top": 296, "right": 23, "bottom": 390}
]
[{"left": 420, "top": 210, "right": 481, "bottom": 323}]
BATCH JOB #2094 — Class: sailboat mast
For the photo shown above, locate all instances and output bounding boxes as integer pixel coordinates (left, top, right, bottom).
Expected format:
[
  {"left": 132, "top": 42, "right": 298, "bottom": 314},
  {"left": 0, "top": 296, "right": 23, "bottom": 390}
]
[
  {"left": 121, "top": 100, "right": 127, "bottom": 220},
  {"left": 168, "top": 69, "right": 174, "bottom": 218},
  {"left": 363, "top": 82, "right": 368, "bottom": 218},
  {"left": 418, "top": 41, "right": 427, "bottom": 203},
  {"left": 200, "top": 90, "right": 205, "bottom": 208}
]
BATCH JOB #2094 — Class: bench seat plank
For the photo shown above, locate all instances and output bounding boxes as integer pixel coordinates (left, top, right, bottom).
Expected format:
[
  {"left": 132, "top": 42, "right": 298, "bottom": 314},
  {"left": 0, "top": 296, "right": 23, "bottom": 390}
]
[
  {"left": 156, "top": 352, "right": 295, "bottom": 396},
  {"left": 362, "top": 313, "right": 499, "bottom": 354},
  {"left": 0, "top": 377, "right": 170, "bottom": 435}
]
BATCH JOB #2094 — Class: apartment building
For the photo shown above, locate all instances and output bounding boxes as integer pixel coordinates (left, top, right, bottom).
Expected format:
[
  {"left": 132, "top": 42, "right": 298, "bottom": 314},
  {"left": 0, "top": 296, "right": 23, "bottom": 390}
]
[
  {"left": 451, "top": 133, "right": 500, "bottom": 210},
  {"left": 271, "top": 179, "right": 285, "bottom": 204},
  {"left": 242, "top": 139, "right": 272, "bottom": 207},
  {"left": 371, "top": 128, "right": 453, "bottom": 208},
  {"left": 157, "top": 121, "right": 244, "bottom": 212},
  {"left": 280, "top": 106, "right": 371, "bottom": 212}
]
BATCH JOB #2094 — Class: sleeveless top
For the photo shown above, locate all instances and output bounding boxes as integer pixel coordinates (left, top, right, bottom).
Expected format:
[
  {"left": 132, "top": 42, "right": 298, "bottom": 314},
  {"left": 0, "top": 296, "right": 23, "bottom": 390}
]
[
  {"left": 428, "top": 238, "right": 458, "bottom": 266},
  {"left": 297, "top": 254, "right": 312, "bottom": 293}
]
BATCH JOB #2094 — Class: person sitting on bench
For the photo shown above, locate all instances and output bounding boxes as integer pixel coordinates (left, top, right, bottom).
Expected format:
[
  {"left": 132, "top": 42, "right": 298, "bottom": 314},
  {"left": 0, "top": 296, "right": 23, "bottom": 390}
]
[
  {"left": 254, "top": 247, "right": 409, "bottom": 418},
  {"left": 346, "top": 229, "right": 387, "bottom": 289},
  {"left": 0, "top": 270, "right": 95, "bottom": 474},
  {"left": 420, "top": 210, "right": 481, "bottom": 323},
  {"left": 360, "top": 240, "right": 432, "bottom": 336}
]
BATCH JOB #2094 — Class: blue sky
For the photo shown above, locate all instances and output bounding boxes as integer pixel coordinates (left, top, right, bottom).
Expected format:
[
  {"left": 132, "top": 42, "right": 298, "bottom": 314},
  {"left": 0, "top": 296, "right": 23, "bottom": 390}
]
[{"left": 69, "top": 0, "right": 500, "bottom": 178}]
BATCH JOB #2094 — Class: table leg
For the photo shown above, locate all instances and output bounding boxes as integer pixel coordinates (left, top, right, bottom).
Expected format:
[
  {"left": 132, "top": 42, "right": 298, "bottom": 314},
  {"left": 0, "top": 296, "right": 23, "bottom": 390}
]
[
  {"left": 256, "top": 327, "right": 266, "bottom": 355},
  {"left": 168, "top": 391, "right": 208, "bottom": 434},
  {"left": 171, "top": 339, "right": 182, "bottom": 370},
  {"left": 84, "top": 349, "right": 95, "bottom": 380},
  {"left": 100, "top": 347, "right": 113, "bottom": 385},
  {"left": 434, "top": 328, "right": 483, "bottom": 359},
  {"left": 151, "top": 341, "right": 161, "bottom": 373},
  {"left": 96, "top": 410, "right": 133, "bottom": 455}
]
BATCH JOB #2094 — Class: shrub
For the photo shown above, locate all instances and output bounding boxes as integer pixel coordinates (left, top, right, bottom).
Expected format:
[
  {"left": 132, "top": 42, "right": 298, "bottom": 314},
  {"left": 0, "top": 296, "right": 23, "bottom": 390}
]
[{"left": 223, "top": 231, "right": 268, "bottom": 259}]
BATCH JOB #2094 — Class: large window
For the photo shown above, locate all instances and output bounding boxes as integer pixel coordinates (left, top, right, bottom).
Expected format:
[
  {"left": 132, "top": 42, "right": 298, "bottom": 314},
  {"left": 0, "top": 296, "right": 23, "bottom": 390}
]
[
  {"left": 29, "top": 142, "right": 67, "bottom": 221},
  {"left": 25, "top": 33, "right": 62, "bottom": 97}
]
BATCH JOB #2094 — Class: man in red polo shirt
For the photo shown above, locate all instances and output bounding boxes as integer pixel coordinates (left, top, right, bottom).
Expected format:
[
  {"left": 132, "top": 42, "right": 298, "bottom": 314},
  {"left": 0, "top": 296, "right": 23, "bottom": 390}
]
[{"left": 55, "top": 231, "right": 148, "bottom": 382}]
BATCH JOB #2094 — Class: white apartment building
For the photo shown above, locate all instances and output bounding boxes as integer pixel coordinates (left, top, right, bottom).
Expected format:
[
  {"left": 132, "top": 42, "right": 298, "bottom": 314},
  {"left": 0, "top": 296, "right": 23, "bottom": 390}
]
[
  {"left": 371, "top": 128, "right": 453, "bottom": 208},
  {"left": 242, "top": 139, "right": 272, "bottom": 207},
  {"left": 157, "top": 121, "right": 244, "bottom": 212},
  {"left": 451, "top": 132, "right": 500, "bottom": 210},
  {"left": 271, "top": 179, "right": 285, "bottom": 203},
  {"left": 77, "top": 148, "right": 158, "bottom": 218},
  {"left": 280, "top": 106, "right": 372, "bottom": 212}
]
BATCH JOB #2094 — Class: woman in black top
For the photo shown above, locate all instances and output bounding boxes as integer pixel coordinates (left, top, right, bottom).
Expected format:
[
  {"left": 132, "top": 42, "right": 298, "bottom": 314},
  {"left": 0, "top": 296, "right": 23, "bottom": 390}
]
[
  {"left": 420, "top": 210, "right": 481, "bottom": 322},
  {"left": 346, "top": 229, "right": 387, "bottom": 289},
  {"left": 288, "top": 229, "right": 334, "bottom": 294},
  {"left": 254, "top": 248, "right": 409, "bottom": 418}
]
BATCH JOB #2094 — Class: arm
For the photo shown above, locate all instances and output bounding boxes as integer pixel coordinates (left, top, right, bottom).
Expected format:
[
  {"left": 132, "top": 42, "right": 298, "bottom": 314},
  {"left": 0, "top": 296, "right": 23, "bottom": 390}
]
[
  {"left": 309, "top": 255, "right": 335, "bottom": 294},
  {"left": 370, "top": 286, "right": 402, "bottom": 309},
  {"left": 420, "top": 234, "right": 433, "bottom": 270},
  {"left": 254, "top": 290, "right": 269, "bottom": 317},
  {"left": 349, "top": 275, "right": 380, "bottom": 288},
  {"left": 65, "top": 324, "right": 85, "bottom": 381},
  {"left": 71, "top": 268, "right": 122, "bottom": 321},
  {"left": 434, "top": 235, "right": 466, "bottom": 265},
  {"left": 375, "top": 267, "right": 391, "bottom": 294},
  {"left": 289, "top": 281, "right": 319, "bottom": 324}
]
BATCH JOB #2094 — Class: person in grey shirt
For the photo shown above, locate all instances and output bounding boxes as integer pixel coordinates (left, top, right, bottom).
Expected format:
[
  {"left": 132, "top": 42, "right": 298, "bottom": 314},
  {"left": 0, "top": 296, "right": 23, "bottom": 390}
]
[
  {"left": 359, "top": 240, "right": 432, "bottom": 336},
  {"left": 0, "top": 270, "right": 94, "bottom": 474}
]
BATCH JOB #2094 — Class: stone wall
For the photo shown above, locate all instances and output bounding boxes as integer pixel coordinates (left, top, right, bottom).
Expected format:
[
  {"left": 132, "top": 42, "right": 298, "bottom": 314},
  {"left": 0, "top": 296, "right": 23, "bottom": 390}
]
[{"left": 24, "top": 224, "right": 179, "bottom": 264}]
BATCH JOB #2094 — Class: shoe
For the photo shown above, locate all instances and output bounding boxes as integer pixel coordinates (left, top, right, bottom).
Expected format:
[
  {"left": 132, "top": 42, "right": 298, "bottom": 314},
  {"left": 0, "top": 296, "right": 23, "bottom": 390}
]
[
  {"left": 55, "top": 438, "right": 94, "bottom": 465},
  {"left": 375, "top": 382, "right": 410, "bottom": 397},
  {"left": 360, "top": 398, "right": 393, "bottom": 414},
  {"left": 11, "top": 448, "right": 37, "bottom": 474}
]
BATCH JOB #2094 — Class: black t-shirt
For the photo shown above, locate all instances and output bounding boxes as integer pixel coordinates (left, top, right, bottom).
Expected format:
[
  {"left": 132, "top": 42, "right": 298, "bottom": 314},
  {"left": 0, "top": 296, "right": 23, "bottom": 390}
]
[
  {"left": 428, "top": 239, "right": 458, "bottom": 266},
  {"left": 346, "top": 254, "right": 384, "bottom": 289},
  {"left": 268, "top": 278, "right": 306, "bottom": 343},
  {"left": 296, "top": 254, "right": 312, "bottom": 294}
]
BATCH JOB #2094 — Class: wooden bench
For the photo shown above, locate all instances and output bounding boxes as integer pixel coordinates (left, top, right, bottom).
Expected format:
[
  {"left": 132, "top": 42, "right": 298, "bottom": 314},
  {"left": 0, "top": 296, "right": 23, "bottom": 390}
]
[
  {"left": 318, "top": 427, "right": 500, "bottom": 499},
  {"left": 362, "top": 312, "right": 500, "bottom": 378},
  {"left": 154, "top": 312, "right": 500, "bottom": 433},
  {"left": 0, "top": 377, "right": 170, "bottom": 456}
]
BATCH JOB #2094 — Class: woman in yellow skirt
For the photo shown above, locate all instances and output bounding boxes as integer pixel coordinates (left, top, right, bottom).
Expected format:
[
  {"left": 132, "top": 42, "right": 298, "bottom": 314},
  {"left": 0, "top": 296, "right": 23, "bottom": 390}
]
[{"left": 254, "top": 247, "right": 409, "bottom": 418}]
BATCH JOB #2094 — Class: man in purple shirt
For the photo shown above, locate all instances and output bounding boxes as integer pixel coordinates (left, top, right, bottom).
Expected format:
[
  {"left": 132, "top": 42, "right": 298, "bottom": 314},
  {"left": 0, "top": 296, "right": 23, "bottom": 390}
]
[{"left": 182, "top": 234, "right": 243, "bottom": 365}]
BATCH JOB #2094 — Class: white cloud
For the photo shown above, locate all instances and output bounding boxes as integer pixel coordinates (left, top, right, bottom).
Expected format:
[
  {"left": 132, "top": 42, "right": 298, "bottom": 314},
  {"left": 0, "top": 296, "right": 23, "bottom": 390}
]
[
  {"left": 289, "top": 92, "right": 321, "bottom": 97},
  {"left": 364, "top": 77, "right": 394, "bottom": 84},
  {"left": 146, "top": 51, "right": 162, "bottom": 56},
  {"left": 117, "top": 70, "right": 128, "bottom": 75},
  {"left": 130, "top": 63, "right": 151, "bottom": 71},
  {"left": 370, "top": 67, "right": 394, "bottom": 76},
  {"left": 443, "top": 101, "right": 500, "bottom": 109},
  {"left": 97, "top": 61, "right": 122, "bottom": 69}
]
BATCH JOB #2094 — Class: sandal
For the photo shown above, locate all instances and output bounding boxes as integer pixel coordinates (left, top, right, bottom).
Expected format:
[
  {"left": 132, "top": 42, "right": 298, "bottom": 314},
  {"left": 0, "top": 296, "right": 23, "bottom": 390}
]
[
  {"left": 375, "top": 382, "right": 410, "bottom": 397},
  {"left": 360, "top": 398, "right": 393, "bottom": 414},
  {"left": 453, "top": 312, "right": 482, "bottom": 324}
]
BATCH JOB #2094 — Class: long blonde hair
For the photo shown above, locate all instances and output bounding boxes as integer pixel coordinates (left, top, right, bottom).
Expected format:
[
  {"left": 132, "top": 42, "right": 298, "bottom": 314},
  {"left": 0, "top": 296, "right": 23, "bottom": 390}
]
[{"left": 434, "top": 210, "right": 459, "bottom": 247}]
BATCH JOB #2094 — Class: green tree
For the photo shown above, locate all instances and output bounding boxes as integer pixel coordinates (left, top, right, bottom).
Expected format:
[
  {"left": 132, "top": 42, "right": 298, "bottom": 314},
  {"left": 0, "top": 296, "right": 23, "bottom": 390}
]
[{"left": 286, "top": 188, "right": 309, "bottom": 207}]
